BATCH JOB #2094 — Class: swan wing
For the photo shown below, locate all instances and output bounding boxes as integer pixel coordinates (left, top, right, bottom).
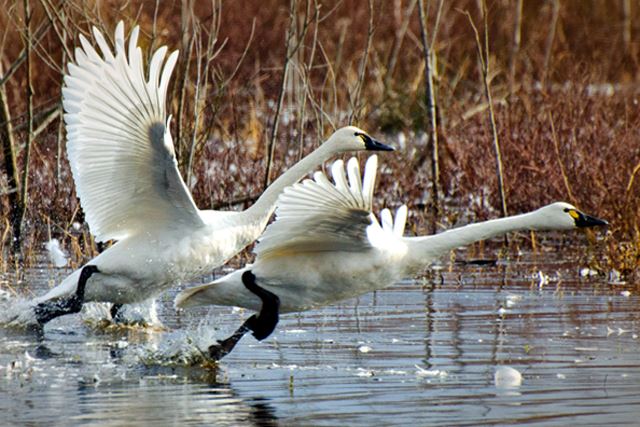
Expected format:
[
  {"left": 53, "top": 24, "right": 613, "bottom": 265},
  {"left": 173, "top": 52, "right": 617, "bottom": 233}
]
[
  {"left": 63, "top": 22, "right": 202, "bottom": 242},
  {"left": 255, "top": 156, "right": 379, "bottom": 258}
]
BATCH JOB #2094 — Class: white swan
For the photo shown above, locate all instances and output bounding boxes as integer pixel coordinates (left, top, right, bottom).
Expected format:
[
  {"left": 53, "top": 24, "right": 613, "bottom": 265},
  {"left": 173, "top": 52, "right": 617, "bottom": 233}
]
[
  {"left": 21, "top": 22, "right": 392, "bottom": 326},
  {"left": 175, "top": 155, "right": 607, "bottom": 358}
]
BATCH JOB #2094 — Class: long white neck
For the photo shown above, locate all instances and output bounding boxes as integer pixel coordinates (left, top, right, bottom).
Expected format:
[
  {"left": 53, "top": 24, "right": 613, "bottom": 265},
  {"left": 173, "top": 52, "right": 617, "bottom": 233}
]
[
  {"left": 404, "top": 211, "right": 541, "bottom": 273},
  {"left": 240, "top": 142, "right": 336, "bottom": 228}
]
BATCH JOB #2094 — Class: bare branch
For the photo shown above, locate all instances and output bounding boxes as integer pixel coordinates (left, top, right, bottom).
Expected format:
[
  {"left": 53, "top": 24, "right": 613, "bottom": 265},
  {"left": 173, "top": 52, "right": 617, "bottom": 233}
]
[
  {"left": 463, "top": 3, "right": 508, "bottom": 218},
  {"left": 12, "top": 0, "right": 36, "bottom": 251},
  {"left": 385, "top": 0, "right": 417, "bottom": 89},
  {"left": 33, "top": 106, "right": 61, "bottom": 139},
  {"left": 0, "top": 73, "right": 21, "bottom": 249},
  {"left": 186, "top": 22, "right": 204, "bottom": 187},
  {"left": 296, "top": 1, "right": 321, "bottom": 161},
  {"left": 548, "top": 111, "right": 576, "bottom": 205},
  {"left": 264, "top": 0, "right": 314, "bottom": 189},
  {"left": 348, "top": 0, "right": 374, "bottom": 124},
  {"left": 542, "top": 0, "right": 560, "bottom": 87},
  {"left": 418, "top": 0, "right": 441, "bottom": 234},
  {"left": 220, "top": 18, "right": 255, "bottom": 90},
  {"left": 38, "top": 0, "right": 74, "bottom": 60},
  {"left": 0, "top": 19, "right": 51, "bottom": 86},
  {"left": 508, "top": 0, "right": 523, "bottom": 94}
]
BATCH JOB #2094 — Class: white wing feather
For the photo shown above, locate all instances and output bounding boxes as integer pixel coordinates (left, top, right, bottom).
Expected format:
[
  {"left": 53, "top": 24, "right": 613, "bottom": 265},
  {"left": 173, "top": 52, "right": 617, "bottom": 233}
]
[
  {"left": 380, "top": 208, "right": 393, "bottom": 232},
  {"left": 393, "top": 205, "right": 408, "bottom": 237},
  {"left": 255, "top": 155, "right": 379, "bottom": 258},
  {"left": 63, "top": 22, "right": 202, "bottom": 242}
]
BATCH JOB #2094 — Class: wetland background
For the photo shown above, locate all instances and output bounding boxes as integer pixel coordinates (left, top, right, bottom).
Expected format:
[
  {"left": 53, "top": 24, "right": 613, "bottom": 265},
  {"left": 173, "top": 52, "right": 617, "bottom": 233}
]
[
  {"left": 1, "top": 2, "right": 640, "bottom": 425},
  {"left": 0, "top": 1, "right": 639, "bottom": 286}
]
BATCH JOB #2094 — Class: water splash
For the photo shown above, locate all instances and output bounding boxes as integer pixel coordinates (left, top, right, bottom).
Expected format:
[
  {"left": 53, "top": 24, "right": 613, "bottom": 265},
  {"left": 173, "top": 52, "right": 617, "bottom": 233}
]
[
  {"left": 45, "top": 239, "right": 68, "bottom": 268},
  {"left": 137, "top": 316, "right": 226, "bottom": 368},
  {"left": 0, "top": 297, "right": 39, "bottom": 329},
  {"left": 81, "top": 300, "right": 163, "bottom": 329}
]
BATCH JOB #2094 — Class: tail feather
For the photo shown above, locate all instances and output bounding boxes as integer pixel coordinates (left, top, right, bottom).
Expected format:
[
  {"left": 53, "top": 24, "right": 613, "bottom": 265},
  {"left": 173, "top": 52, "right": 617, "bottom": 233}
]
[
  {"left": 175, "top": 268, "right": 259, "bottom": 311},
  {"left": 174, "top": 283, "right": 213, "bottom": 309}
]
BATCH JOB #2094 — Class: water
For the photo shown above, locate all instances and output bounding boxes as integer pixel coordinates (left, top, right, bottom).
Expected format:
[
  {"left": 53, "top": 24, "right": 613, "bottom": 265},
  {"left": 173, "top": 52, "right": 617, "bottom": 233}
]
[{"left": 1, "top": 248, "right": 639, "bottom": 426}]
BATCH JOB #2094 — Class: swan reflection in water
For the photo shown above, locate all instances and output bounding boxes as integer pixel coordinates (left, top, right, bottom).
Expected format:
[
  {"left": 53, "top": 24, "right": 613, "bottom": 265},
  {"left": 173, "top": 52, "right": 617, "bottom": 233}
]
[{"left": 2, "top": 324, "right": 278, "bottom": 427}]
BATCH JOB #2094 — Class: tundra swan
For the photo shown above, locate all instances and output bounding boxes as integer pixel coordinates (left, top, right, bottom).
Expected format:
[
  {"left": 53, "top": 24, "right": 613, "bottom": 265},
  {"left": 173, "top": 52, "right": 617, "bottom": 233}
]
[
  {"left": 175, "top": 155, "right": 608, "bottom": 359},
  {"left": 20, "top": 22, "right": 392, "bottom": 327}
]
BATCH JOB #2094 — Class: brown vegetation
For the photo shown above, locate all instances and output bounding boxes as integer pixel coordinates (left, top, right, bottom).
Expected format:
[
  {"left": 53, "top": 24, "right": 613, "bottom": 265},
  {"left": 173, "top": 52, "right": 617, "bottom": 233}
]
[{"left": 0, "top": 1, "right": 638, "bottom": 280}]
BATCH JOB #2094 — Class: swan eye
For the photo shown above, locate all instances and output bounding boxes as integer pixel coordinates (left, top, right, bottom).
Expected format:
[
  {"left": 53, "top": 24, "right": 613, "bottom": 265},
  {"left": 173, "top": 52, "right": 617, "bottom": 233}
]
[{"left": 354, "top": 132, "right": 368, "bottom": 144}]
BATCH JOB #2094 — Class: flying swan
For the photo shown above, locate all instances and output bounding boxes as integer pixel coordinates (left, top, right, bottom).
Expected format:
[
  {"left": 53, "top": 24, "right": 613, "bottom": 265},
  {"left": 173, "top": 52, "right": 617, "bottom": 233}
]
[
  {"left": 175, "top": 155, "right": 608, "bottom": 359},
  {"left": 14, "top": 22, "right": 392, "bottom": 327}
]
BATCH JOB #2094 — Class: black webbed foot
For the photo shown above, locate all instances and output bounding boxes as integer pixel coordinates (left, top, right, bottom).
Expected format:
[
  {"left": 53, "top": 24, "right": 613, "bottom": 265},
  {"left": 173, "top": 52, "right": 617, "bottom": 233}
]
[
  {"left": 206, "top": 270, "right": 281, "bottom": 361},
  {"left": 34, "top": 265, "right": 99, "bottom": 326},
  {"left": 207, "top": 324, "right": 250, "bottom": 360}
]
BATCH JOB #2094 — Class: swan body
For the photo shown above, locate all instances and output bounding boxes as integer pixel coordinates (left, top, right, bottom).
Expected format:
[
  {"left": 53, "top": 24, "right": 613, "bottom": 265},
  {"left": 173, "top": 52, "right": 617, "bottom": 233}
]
[
  {"left": 26, "top": 22, "right": 392, "bottom": 316},
  {"left": 176, "top": 155, "right": 608, "bottom": 314}
]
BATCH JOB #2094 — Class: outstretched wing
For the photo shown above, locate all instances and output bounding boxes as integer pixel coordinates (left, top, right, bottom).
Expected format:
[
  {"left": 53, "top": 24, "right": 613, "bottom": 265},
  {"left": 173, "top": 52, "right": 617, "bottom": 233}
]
[
  {"left": 254, "top": 155, "right": 379, "bottom": 259},
  {"left": 63, "top": 22, "right": 203, "bottom": 242}
]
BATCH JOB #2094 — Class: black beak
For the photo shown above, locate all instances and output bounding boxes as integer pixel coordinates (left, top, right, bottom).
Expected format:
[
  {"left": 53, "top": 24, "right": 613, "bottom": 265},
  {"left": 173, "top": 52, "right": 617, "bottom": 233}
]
[
  {"left": 576, "top": 212, "right": 608, "bottom": 228},
  {"left": 364, "top": 136, "right": 394, "bottom": 151}
]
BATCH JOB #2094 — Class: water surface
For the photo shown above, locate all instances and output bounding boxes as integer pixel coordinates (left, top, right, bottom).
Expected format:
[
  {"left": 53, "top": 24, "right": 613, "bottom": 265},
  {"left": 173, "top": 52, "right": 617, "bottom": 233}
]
[{"left": 1, "top": 248, "right": 639, "bottom": 426}]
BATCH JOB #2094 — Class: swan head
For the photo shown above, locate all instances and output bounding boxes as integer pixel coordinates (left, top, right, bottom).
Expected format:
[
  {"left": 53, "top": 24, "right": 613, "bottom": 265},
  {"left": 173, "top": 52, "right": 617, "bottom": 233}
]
[
  {"left": 326, "top": 126, "right": 394, "bottom": 153},
  {"left": 534, "top": 202, "right": 608, "bottom": 230}
]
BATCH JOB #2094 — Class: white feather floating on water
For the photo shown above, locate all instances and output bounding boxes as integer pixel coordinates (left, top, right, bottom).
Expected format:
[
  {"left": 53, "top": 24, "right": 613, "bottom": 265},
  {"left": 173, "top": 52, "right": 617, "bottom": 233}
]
[
  {"left": 415, "top": 365, "right": 448, "bottom": 378},
  {"left": 494, "top": 366, "right": 523, "bottom": 388},
  {"left": 45, "top": 239, "right": 68, "bottom": 267},
  {"left": 358, "top": 345, "right": 372, "bottom": 353}
]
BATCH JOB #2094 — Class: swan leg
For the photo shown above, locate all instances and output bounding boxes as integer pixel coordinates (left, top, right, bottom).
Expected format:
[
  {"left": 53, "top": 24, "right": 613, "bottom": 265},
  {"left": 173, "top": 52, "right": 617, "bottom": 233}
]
[
  {"left": 207, "top": 271, "right": 280, "bottom": 360},
  {"left": 110, "top": 303, "right": 124, "bottom": 322},
  {"left": 34, "top": 265, "right": 99, "bottom": 326},
  {"left": 241, "top": 271, "right": 280, "bottom": 341}
]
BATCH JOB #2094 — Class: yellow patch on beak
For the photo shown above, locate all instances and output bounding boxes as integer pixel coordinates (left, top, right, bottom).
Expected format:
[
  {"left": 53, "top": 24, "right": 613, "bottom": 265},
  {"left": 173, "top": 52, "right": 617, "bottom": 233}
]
[{"left": 568, "top": 209, "right": 580, "bottom": 220}]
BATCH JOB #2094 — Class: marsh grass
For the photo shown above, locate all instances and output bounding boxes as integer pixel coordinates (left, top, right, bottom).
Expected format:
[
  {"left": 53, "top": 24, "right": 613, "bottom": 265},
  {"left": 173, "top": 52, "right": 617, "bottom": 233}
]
[{"left": 0, "top": 1, "right": 638, "bottom": 283}]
